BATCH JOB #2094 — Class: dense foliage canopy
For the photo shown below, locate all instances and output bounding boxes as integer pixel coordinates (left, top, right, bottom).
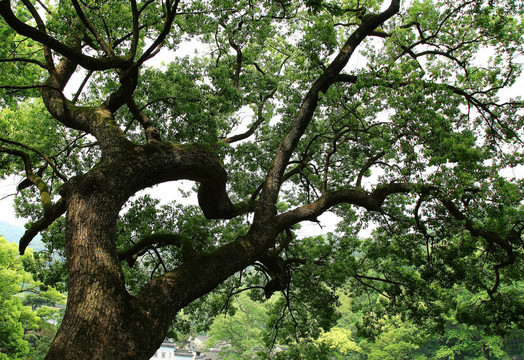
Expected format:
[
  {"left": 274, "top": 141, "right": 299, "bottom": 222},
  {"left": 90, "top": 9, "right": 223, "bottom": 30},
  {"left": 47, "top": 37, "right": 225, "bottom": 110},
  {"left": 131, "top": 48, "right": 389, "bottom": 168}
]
[
  {"left": 0, "top": 0, "right": 523, "bottom": 358},
  {"left": 203, "top": 289, "right": 524, "bottom": 359}
]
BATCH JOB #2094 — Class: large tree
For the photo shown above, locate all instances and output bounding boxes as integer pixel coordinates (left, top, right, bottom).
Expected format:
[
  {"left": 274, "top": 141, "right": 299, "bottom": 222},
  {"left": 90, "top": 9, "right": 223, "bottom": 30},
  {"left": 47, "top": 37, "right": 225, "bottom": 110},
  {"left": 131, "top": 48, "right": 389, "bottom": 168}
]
[{"left": 0, "top": 0, "right": 523, "bottom": 358}]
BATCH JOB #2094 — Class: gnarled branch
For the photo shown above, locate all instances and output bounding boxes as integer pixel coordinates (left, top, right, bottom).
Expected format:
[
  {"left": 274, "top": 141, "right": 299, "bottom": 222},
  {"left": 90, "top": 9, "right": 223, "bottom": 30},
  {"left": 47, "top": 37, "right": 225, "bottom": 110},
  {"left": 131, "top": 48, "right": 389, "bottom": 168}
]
[
  {"left": 0, "top": 0, "right": 132, "bottom": 71},
  {"left": 0, "top": 137, "right": 67, "bottom": 181},
  {"left": 118, "top": 233, "right": 190, "bottom": 266},
  {"left": 1, "top": 147, "right": 55, "bottom": 218},
  {"left": 276, "top": 182, "right": 415, "bottom": 231},
  {"left": 19, "top": 197, "right": 66, "bottom": 254}
]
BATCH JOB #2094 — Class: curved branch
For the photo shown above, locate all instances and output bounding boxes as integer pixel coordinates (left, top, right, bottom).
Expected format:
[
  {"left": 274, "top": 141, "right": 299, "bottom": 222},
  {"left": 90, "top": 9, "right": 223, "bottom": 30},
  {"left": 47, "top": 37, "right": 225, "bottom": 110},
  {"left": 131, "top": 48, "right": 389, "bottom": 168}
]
[
  {"left": 135, "top": 0, "right": 180, "bottom": 67},
  {"left": 0, "top": 137, "right": 67, "bottom": 181},
  {"left": 120, "top": 233, "right": 182, "bottom": 257},
  {"left": 0, "top": 57, "right": 48, "bottom": 69},
  {"left": 219, "top": 16, "right": 248, "bottom": 86},
  {"left": 221, "top": 90, "right": 276, "bottom": 144},
  {"left": 0, "top": 84, "right": 49, "bottom": 90},
  {"left": 198, "top": 183, "right": 256, "bottom": 220},
  {"left": 440, "top": 198, "right": 513, "bottom": 254},
  {"left": 356, "top": 151, "right": 385, "bottom": 189},
  {"left": 118, "top": 233, "right": 185, "bottom": 266},
  {"left": 355, "top": 273, "right": 407, "bottom": 288},
  {"left": 335, "top": 72, "right": 520, "bottom": 142},
  {"left": 353, "top": 275, "right": 391, "bottom": 299},
  {"left": 38, "top": 56, "right": 132, "bottom": 152},
  {"left": 0, "top": 0, "right": 132, "bottom": 71},
  {"left": 276, "top": 182, "right": 416, "bottom": 230},
  {"left": 40, "top": 59, "right": 89, "bottom": 132},
  {"left": 71, "top": 0, "right": 114, "bottom": 56},
  {"left": 1, "top": 147, "right": 56, "bottom": 218},
  {"left": 125, "top": 97, "right": 161, "bottom": 142},
  {"left": 19, "top": 0, "right": 54, "bottom": 70},
  {"left": 93, "top": 141, "right": 257, "bottom": 221},
  {"left": 19, "top": 197, "right": 66, "bottom": 254}
]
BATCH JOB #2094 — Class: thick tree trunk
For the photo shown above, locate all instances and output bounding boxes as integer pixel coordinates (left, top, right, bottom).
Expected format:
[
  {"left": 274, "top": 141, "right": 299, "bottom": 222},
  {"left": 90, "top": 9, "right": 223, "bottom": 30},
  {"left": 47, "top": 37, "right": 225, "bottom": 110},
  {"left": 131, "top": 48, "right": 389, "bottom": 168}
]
[
  {"left": 45, "top": 185, "right": 167, "bottom": 359},
  {"left": 43, "top": 165, "right": 265, "bottom": 359}
]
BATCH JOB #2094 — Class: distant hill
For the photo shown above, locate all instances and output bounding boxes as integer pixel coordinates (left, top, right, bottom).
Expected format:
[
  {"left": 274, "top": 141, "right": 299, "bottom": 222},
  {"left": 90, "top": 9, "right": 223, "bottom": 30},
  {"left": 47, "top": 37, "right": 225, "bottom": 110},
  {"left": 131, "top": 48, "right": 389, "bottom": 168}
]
[{"left": 0, "top": 220, "right": 45, "bottom": 252}]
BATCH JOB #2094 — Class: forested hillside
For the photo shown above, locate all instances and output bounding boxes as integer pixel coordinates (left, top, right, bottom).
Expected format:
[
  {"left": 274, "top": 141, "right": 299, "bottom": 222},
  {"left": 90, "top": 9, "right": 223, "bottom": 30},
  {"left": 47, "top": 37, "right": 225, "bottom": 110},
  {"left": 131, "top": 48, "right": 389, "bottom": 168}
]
[{"left": 0, "top": 220, "right": 45, "bottom": 251}]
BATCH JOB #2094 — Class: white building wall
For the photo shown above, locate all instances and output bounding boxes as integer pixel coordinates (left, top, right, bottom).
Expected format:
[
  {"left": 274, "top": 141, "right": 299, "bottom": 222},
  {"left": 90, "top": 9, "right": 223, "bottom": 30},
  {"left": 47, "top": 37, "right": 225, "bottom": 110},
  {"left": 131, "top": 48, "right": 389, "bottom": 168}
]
[{"left": 150, "top": 343, "right": 195, "bottom": 360}]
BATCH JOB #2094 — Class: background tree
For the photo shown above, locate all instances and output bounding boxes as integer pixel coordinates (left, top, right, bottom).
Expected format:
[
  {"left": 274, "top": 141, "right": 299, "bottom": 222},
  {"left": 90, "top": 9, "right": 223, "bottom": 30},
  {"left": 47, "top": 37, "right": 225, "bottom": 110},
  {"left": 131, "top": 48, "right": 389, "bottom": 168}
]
[
  {"left": 0, "top": 237, "right": 65, "bottom": 359},
  {"left": 0, "top": 0, "right": 523, "bottom": 359},
  {"left": 206, "top": 292, "right": 268, "bottom": 360},
  {"left": 204, "top": 281, "right": 522, "bottom": 359}
]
